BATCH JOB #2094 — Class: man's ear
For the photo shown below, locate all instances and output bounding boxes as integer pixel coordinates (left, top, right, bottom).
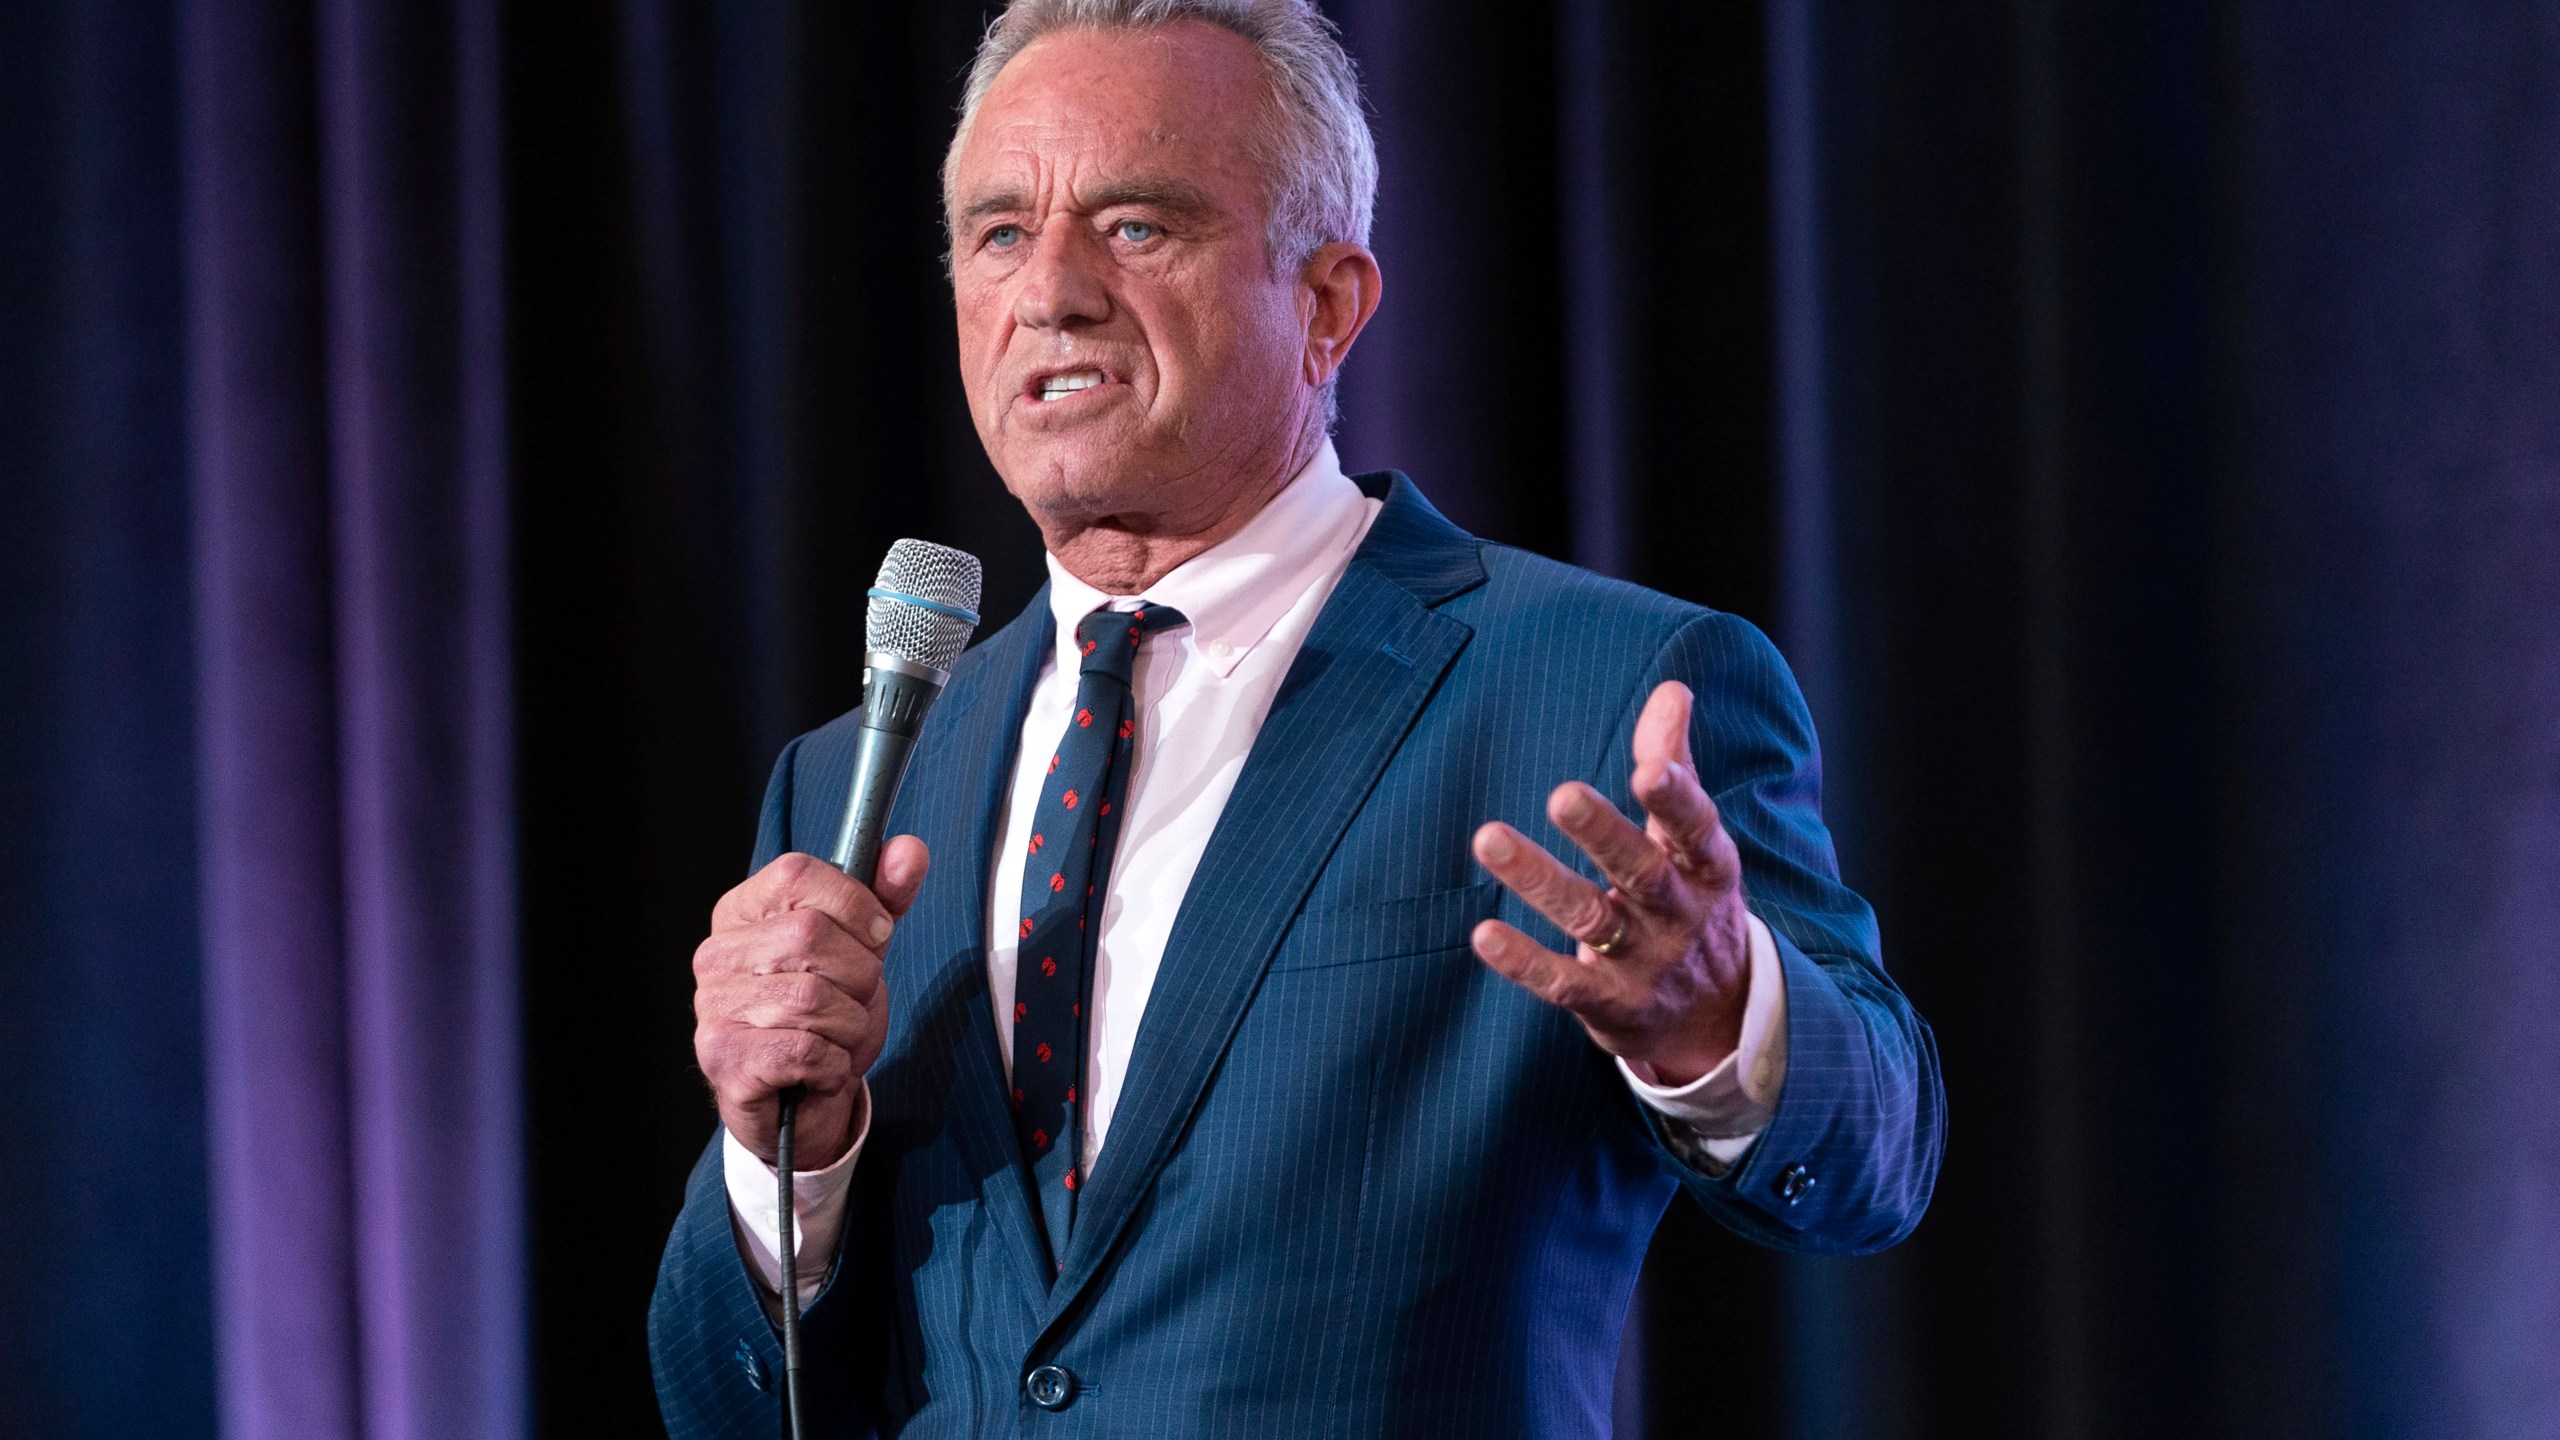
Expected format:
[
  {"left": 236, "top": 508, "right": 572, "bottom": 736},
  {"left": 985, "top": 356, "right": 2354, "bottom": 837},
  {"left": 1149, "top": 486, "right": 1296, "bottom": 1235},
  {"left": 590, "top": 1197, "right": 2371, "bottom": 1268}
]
[{"left": 1299, "top": 242, "right": 1383, "bottom": 389}]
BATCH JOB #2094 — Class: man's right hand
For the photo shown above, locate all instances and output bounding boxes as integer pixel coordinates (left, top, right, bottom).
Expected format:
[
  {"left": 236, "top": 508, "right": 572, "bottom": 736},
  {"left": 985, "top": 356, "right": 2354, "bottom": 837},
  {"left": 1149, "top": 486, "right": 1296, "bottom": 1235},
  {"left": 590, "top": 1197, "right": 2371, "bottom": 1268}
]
[{"left": 693, "top": 839, "right": 930, "bottom": 1171}]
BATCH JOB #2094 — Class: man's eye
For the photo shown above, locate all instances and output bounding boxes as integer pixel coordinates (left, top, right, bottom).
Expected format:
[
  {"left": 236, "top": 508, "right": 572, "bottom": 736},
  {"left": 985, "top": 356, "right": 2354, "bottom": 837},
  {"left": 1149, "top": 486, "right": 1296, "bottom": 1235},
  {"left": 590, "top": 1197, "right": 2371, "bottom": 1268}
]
[
  {"left": 1114, "top": 219, "right": 1158, "bottom": 243},
  {"left": 987, "top": 225, "right": 1024, "bottom": 249}
]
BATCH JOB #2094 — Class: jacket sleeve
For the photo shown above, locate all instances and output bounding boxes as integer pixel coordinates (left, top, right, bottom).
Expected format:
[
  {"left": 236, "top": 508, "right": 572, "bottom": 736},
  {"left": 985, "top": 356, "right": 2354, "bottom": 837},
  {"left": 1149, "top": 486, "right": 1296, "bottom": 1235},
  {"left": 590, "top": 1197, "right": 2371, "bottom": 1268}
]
[
  {"left": 1636, "top": 611, "right": 1946, "bottom": 1254},
  {"left": 649, "top": 736, "right": 876, "bottom": 1438}
]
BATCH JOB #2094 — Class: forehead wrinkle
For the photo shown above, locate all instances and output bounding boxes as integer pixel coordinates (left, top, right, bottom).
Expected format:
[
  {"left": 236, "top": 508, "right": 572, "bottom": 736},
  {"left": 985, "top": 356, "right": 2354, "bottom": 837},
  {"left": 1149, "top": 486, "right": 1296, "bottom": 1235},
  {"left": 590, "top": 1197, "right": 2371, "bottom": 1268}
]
[
  {"left": 1075, "top": 174, "right": 1219, "bottom": 220},
  {"left": 957, "top": 168, "right": 1224, "bottom": 229},
  {"left": 956, "top": 186, "right": 1033, "bottom": 228},
  {"left": 945, "top": 26, "right": 1284, "bottom": 258}
]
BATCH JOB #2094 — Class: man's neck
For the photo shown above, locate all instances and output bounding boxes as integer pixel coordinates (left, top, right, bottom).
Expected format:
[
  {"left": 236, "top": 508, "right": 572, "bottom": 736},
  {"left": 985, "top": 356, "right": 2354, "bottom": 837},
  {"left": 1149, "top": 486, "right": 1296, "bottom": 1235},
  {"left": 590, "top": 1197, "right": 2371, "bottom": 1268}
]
[{"left": 1038, "top": 426, "right": 1325, "bottom": 595}]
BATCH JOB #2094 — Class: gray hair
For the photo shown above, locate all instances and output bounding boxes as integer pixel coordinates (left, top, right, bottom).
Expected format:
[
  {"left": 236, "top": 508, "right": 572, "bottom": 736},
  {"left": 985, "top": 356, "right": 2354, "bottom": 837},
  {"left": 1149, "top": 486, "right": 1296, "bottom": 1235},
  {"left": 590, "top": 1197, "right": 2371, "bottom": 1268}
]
[{"left": 943, "top": 0, "right": 1378, "bottom": 270}]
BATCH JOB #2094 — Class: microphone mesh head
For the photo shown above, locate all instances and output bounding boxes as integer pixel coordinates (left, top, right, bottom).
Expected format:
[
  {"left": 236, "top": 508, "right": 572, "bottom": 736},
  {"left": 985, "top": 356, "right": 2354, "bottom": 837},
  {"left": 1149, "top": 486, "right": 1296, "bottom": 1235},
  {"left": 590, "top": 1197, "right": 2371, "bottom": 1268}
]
[{"left": 867, "top": 539, "right": 984, "bottom": 669}]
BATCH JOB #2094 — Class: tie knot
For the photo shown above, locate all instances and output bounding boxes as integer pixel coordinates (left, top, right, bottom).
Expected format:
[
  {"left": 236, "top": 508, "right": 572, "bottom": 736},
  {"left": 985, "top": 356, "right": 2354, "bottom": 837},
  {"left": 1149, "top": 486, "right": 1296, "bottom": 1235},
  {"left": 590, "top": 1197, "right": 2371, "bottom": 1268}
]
[{"left": 1074, "top": 603, "right": 1186, "bottom": 682}]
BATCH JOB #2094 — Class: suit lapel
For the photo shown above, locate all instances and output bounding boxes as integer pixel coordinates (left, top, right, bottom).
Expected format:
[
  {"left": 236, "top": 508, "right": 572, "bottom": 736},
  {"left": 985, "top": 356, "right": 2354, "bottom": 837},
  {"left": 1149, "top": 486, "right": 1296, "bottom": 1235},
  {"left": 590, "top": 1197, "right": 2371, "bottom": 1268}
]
[
  {"left": 892, "top": 588, "right": 1055, "bottom": 1301},
  {"left": 1045, "top": 475, "right": 1486, "bottom": 1317}
]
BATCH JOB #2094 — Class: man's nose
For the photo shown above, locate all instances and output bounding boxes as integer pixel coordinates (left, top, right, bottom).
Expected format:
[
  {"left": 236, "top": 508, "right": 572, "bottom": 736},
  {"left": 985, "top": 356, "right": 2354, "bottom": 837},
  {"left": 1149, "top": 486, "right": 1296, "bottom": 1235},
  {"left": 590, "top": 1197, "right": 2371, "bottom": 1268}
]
[{"left": 1013, "top": 226, "right": 1112, "bottom": 332}]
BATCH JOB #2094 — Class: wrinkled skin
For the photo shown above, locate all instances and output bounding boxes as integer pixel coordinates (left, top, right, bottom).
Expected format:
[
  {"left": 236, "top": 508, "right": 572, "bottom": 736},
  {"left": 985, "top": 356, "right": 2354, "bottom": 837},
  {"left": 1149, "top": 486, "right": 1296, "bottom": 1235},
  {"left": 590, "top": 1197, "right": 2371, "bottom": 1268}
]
[{"left": 945, "top": 20, "right": 1381, "bottom": 594}]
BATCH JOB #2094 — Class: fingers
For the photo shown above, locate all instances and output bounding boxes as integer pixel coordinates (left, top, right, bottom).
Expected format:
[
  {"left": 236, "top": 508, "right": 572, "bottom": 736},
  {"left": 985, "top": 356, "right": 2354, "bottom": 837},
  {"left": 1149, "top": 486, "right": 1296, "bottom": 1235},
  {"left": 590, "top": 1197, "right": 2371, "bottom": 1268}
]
[
  {"left": 739, "top": 1035, "right": 855, "bottom": 1103},
  {"left": 717, "top": 969, "right": 877, "bottom": 1054},
  {"left": 695, "top": 962, "right": 880, "bottom": 1151},
  {"left": 1628, "top": 683, "right": 1742, "bottom": 888},
  {"left": 875, "top": 836, "right": 931, "bottom": 917},
  {"left": 703, "top": 1024, "right": 861, "bottom": 1105},
  {"left": 695, "top": 842, "right": 926, "bottom": 1169},
  {"left": 712, "top": 850, "right": 893, "bottom": 943},
  {"left": 1546, "top": 782, "right": 1678, "bottom": 910},
  {"left": 1470, "top": 919, "right": 1608, "bottom": 1013},
  {"left": 1472, "top": 822, "right": 1623, "bottom": 952},
  {"left": 1624, "top": 682, "right": 1714, "bottom": 865},
  {"left": 1631, "top": 681, "right": 1696, "bottom": 774},
  {"left": 693, "top": 905, "right": 883, "bottom": 1003}
]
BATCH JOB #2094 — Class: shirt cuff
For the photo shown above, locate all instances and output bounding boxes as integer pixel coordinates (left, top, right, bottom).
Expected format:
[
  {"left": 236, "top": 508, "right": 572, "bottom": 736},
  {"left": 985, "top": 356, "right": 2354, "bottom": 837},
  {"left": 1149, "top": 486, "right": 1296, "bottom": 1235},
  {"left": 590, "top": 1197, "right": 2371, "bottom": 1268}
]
[
  {"left": 722, "top": 1084, "right": 868, "bottom": 1309},
  {"left": 1616, "top": 910, "right": 1790, "bottom": 1173}
]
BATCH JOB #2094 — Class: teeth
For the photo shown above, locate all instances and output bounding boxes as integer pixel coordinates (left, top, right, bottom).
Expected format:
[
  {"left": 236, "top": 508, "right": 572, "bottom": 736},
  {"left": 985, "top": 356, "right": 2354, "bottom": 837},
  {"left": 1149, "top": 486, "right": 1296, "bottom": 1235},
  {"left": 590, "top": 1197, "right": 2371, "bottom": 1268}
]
[{"left": 1037, "top": 370, "right": 1105, "bottom": 402}]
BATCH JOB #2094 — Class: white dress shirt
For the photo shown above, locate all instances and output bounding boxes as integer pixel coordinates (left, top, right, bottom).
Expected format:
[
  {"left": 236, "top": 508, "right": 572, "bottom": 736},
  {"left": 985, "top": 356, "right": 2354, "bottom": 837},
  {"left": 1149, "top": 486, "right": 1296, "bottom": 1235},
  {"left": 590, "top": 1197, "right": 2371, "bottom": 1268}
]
[{"left": 727, "top": 440, "right": 1790, "bottom": 1303}]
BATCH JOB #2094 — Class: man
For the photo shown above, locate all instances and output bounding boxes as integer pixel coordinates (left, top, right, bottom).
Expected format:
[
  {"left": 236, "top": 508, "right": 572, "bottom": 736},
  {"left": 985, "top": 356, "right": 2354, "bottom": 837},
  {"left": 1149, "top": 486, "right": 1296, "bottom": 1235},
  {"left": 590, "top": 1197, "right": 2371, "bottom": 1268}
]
[{"left": 651, "top": 2, "right": 1942, "bottom": 1434}]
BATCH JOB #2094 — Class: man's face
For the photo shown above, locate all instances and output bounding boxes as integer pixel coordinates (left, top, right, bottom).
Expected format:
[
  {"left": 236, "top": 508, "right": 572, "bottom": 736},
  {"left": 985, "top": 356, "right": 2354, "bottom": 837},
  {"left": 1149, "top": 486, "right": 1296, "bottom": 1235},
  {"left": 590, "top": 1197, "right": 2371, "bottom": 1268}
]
[{"left": 946, "top": 22, "right": 1325, "bottom": 539}]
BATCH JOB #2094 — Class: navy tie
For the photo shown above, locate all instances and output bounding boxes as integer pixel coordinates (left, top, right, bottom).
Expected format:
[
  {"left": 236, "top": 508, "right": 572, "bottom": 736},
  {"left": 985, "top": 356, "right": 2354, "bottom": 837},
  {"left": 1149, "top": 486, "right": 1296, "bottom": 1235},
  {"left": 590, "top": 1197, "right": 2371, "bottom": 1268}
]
[{"left": 1012, "top": 601, "right": 1187, "bottom": 1265}]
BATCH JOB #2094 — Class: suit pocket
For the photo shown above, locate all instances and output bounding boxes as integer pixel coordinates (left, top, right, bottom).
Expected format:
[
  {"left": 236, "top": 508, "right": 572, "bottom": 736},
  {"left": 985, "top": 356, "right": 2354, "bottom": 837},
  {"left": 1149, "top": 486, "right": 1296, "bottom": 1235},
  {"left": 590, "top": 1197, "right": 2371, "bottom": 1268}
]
[{"left": 1267, "top": 881, "right": 1501, "bottom": 972}]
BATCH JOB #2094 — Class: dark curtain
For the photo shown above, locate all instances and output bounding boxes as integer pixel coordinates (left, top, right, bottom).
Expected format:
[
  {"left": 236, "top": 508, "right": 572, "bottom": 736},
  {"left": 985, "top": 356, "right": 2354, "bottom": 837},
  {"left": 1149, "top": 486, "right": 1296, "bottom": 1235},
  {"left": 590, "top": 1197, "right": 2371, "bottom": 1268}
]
[
  {"left": 4, "top": 0, "right": 520, "bottom": 1437},
  {"left": 2, "top": 1, "right": 2555, "bottom": 1438},
  {"left": 0, "top": 5, "right": 211, "bottom": 1438}
]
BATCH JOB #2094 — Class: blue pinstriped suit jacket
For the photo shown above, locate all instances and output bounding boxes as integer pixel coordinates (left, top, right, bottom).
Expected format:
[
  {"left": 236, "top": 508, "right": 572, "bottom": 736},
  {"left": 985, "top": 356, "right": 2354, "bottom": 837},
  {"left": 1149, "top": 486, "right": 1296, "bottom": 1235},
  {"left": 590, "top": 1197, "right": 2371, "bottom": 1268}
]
[{"left": 651, "top": 473, "right": 1943, "bottom": 1438}]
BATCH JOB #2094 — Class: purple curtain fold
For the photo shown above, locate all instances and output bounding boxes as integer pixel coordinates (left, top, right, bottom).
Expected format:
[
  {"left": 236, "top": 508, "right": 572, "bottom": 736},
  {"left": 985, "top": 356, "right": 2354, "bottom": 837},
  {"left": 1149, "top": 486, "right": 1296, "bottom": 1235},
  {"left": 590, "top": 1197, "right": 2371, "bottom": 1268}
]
[{"left": 183, "top": 1, "right": 519, "bottom": 1437}]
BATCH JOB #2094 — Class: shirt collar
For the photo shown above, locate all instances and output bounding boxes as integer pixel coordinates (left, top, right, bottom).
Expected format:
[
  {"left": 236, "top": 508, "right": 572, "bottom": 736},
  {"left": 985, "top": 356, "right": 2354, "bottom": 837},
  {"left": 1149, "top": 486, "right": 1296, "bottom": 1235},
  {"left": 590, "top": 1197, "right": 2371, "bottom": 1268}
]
[{"left": 1043, "top": 438, "right": 1371, "bottom": 680}]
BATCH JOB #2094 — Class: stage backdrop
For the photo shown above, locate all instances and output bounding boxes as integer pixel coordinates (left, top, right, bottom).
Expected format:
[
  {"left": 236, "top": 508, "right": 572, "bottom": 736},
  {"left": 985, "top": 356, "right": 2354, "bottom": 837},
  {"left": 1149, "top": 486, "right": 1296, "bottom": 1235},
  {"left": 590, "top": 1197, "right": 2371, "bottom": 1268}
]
[{"left": 1, "top": 1, "right": 2554, "bottom": 1438}]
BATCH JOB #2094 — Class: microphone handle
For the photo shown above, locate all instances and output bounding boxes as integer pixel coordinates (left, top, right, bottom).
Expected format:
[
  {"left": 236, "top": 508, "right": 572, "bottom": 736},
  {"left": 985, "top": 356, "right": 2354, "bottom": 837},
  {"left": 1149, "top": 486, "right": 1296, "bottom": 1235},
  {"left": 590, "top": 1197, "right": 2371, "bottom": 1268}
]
[
  {"left": 783, "top": 655, "right": 948, "bottom": 1438},
  {"left": 829, "top": 659, "right": 946, "bottom": 884}
]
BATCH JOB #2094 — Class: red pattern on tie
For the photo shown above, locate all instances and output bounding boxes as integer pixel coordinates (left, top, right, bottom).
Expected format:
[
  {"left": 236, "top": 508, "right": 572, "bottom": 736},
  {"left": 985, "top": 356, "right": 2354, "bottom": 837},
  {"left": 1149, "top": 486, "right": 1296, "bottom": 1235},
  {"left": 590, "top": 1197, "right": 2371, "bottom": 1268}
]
[{"left": 1010, "top": 599, "right": 1189, "bottom": 1260}]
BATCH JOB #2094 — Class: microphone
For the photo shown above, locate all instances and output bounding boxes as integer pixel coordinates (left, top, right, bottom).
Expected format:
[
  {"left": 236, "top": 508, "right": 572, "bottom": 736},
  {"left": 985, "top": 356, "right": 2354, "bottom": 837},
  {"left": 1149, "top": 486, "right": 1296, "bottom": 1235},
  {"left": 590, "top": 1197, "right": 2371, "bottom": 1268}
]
[
  {"left": 779, "top": 538, "right": 982, "bottom": 1440},
  {"left": 829, "top": 540, "right": 986, "bottom": 883}
]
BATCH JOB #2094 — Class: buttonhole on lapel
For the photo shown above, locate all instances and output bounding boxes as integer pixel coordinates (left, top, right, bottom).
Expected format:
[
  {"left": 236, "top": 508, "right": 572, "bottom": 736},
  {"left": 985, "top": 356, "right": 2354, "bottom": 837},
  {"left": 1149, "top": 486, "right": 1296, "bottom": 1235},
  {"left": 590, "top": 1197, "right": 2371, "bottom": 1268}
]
[{"left": 1379, "top": 640, "right": 1415, "bottom": 667}]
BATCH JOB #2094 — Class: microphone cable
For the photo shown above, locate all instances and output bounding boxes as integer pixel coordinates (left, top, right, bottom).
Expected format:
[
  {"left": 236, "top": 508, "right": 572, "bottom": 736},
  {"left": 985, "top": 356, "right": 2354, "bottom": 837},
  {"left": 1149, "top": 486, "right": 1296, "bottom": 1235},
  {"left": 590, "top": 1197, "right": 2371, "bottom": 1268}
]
[{"left": 777, "top": 1087, "right": 807, "bottom": 1440}]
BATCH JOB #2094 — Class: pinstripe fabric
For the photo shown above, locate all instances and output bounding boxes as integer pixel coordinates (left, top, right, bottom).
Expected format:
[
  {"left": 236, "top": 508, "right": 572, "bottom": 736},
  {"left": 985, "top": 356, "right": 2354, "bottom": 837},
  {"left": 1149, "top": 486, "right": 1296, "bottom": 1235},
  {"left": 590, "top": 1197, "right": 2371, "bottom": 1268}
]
[{"left": 651, "top": 474, "right": 1945, "bottom": 1438}]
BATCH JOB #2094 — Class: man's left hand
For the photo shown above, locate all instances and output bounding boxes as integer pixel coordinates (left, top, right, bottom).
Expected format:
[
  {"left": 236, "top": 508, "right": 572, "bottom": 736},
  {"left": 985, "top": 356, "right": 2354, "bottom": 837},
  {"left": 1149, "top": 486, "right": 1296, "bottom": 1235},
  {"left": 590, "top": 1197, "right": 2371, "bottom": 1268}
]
[{"left": 1470, "top": 681, "right": 1751, "bottom": 1086}]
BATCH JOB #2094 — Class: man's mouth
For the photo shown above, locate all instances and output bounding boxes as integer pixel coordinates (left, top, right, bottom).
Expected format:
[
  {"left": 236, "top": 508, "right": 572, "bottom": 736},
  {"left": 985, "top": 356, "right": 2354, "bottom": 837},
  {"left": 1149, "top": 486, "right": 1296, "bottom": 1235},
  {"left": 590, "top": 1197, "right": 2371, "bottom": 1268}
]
[{"left": 1035, "top": 369, "right": 1107, "bottom": 403}]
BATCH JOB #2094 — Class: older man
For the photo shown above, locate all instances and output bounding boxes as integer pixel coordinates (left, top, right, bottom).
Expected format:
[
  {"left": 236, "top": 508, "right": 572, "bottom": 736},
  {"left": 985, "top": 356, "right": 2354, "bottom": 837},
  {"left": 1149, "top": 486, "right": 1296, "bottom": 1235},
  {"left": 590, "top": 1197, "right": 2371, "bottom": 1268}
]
[{"left": 651, "top": 2, "right": 1942, "bottom": 1435}]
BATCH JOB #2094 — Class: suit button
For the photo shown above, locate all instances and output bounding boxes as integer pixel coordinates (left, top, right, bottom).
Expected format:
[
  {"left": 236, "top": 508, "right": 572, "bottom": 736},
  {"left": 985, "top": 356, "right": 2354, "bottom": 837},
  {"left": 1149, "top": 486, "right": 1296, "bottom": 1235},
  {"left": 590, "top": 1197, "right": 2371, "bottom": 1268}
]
[
  {"left": 735, "top": 1338, "right": 769, "bottom": 1393},
  {"left": 1777, "top": 1163, "right": 1816, "bottom": 1206},
  {"left": 1024, "top": 1363, "right": 1077, "bottom": 1410}
]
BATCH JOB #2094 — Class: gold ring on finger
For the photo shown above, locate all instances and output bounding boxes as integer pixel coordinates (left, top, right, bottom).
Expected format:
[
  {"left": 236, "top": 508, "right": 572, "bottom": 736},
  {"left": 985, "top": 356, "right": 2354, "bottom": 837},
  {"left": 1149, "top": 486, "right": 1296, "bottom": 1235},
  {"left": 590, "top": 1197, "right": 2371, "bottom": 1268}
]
[{"left": 1588, "top": 905, "right": 1631, "bottom": 957}]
